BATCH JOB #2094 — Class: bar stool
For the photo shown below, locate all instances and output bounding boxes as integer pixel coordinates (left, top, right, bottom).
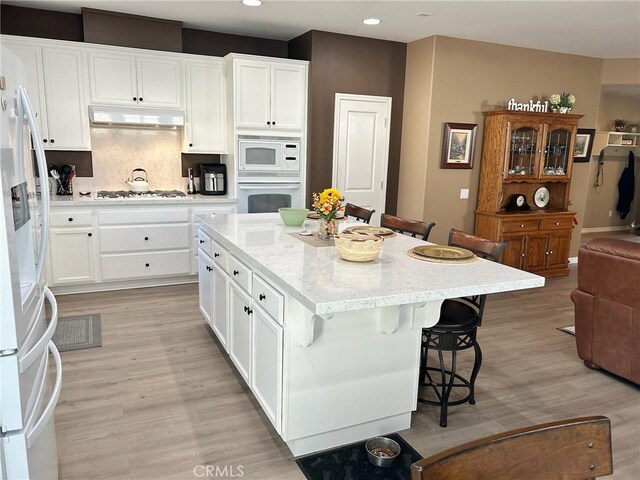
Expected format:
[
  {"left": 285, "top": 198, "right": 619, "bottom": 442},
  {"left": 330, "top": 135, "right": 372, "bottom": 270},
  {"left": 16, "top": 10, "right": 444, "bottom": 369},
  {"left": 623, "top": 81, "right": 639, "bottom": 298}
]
[
  {"left": 381, "top": 213, "right": 435, "bottom": 241},
  {"left": 418, "top": 229, "right": 506, "bottom": 427},
  {"left": 344, "top": 203, "right": 375, "bottom": 223}
]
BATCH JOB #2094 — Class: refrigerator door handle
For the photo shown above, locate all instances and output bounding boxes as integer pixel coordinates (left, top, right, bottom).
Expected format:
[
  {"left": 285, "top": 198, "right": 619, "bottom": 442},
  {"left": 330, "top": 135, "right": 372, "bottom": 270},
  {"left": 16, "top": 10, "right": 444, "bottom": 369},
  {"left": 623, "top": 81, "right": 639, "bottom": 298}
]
[
  {"left": 19, "top": 287, "right": 57, "bottom": 373},
  {"left": 25, "top": 341, "right": 62, "bottom": 449},
  {"left": 18, "top": 86, "right": 50, "bottom": 283}
]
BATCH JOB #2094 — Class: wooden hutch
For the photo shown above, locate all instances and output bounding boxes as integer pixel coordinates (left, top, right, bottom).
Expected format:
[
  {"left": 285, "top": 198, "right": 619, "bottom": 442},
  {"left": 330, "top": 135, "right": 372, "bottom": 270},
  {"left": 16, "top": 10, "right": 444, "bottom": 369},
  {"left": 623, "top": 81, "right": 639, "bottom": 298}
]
[{"left": 475, "top": 110, "right": 583, "bottom": 277}]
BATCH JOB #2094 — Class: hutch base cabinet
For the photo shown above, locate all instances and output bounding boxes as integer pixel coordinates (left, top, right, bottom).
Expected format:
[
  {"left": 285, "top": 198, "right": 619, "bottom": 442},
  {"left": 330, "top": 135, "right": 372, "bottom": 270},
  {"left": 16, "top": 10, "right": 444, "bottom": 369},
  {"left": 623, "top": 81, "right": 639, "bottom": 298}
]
[{"left": 475, "top": 110, "right": 582, "bottom": 277}]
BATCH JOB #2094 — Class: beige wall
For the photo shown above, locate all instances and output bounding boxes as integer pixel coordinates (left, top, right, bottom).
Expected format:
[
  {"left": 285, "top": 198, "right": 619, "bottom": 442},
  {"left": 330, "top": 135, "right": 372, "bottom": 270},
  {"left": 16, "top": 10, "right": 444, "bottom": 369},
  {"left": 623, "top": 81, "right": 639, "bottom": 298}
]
[
  {"left": 398, "top": 36, "right": 435, "bottom": 220},
  {"left": 601, "top": 59, "right": 640, "bottom": 85},
  {"left": 400, "top": 35, "right": 602, "bottom": 256}
]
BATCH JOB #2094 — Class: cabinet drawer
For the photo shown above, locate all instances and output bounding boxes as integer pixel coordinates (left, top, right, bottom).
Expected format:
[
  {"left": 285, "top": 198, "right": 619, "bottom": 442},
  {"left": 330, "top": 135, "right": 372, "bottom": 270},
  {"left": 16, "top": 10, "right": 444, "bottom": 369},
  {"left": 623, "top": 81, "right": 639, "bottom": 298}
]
[
  {"left": 229, "top": 255, "right": 252, "bottom": 293},
  {"left": 50, "top": 211, "right": 92, "bottom": 227},
  {"left": 211, "top": 240, "right": 229, "bottom": 273},
  {"left": 98, "top": 209, "right": 189, "bottom": 225},
  {"left": 197, "top": 229, "right": 212, "bottom": 255},
  {"left": 252, "top": 274, "right": 284, "bottom": 325},
  {"left": 501, "top": 219, "right": 539, "bottom": 233},
  {"left": 100, "top": 250, "right": 191, "bottom": 281},
  {"left": 539, "top": 217, "right": 572, "bottom": 230},
  {"left": 99, "top": 224, "right": 189, "bottom": 253}
]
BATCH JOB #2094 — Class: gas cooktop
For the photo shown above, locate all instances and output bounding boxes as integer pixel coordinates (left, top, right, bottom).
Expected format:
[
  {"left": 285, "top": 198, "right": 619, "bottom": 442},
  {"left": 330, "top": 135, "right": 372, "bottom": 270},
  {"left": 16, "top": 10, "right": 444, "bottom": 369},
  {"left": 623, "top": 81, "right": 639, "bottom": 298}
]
[{"left": 96, "top": 190, "right": 187, "bottom": 199}]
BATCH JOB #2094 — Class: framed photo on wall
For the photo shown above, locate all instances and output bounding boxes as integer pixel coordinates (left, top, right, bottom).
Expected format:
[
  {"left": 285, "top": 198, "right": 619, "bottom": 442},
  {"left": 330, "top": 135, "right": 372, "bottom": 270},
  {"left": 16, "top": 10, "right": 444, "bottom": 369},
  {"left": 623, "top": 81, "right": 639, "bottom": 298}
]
[
  {"left": 441, "top": 122, "right": 478, "bottom": 169},
  {"left": 574, "top": 128, "right": 596, "bottom": 162}
]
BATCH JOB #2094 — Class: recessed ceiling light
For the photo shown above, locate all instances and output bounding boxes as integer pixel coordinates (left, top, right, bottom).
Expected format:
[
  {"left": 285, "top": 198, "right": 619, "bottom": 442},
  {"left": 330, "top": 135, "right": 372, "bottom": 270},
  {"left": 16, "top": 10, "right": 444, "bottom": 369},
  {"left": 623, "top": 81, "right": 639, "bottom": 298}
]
[
  {"left": 242, "top": 0, "right": 262, "bottom": 6},
  {"left": 416, "top": 13, "right": 431, "bottom": 17},
  {"left": 363, "top": 18, "right": 381, "bottom": 25}
]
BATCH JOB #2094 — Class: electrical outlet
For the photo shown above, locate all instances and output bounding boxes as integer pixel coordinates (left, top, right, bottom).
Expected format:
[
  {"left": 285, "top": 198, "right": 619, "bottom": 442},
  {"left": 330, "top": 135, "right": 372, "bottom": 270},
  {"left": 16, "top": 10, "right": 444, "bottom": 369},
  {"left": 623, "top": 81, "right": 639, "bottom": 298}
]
[
  {"left": 608, "top": 210, "right": 613, "bottom": 217},
  {"left": 460, "top": 188, "right": 469, "bottom": 199}
]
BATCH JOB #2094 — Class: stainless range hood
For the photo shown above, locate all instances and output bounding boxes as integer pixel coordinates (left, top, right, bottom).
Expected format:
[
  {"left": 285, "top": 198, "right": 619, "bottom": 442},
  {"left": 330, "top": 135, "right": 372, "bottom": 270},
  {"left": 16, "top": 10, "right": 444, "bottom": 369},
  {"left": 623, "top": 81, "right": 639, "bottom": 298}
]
[{"left": 88, "top": 105, "right": 185, "bottom": 127}]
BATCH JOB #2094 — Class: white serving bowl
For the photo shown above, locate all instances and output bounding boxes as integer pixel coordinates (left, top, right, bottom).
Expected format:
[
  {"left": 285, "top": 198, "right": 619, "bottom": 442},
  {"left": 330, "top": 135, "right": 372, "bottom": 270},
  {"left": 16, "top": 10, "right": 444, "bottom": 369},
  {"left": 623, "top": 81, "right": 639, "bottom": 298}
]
[{"left": 334, "top": 231, "right": 383, "bottom": 262}]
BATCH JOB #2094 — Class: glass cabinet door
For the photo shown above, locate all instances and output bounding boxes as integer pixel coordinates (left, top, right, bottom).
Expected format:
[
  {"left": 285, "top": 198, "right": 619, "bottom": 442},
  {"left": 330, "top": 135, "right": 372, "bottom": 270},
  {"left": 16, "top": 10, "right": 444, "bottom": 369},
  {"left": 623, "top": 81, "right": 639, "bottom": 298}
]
[
  {"left": 506, "top": 123, "right": 542, "bottom": 179},
  {"left": 541, "top": 127, "right": 573, "bottom": 179}
]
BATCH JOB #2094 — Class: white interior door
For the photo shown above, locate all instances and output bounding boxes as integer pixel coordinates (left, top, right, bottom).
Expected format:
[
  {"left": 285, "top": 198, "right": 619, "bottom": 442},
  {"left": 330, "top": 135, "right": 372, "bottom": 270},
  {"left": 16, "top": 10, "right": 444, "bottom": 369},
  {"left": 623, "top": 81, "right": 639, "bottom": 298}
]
[{"left": 332, "top": 94, "right": 391, "bottom": 226}]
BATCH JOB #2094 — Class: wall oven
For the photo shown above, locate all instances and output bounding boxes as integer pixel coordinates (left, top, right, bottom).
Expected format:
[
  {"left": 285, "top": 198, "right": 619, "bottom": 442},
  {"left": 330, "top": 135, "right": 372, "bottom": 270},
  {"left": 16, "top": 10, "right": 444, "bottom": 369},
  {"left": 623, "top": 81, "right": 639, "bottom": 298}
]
[
  {"left": 238, "top": 137, "right": 300, "bottom": 173},
  {"left": 237, "top": 182, "right": 303, "bottom": 214}
]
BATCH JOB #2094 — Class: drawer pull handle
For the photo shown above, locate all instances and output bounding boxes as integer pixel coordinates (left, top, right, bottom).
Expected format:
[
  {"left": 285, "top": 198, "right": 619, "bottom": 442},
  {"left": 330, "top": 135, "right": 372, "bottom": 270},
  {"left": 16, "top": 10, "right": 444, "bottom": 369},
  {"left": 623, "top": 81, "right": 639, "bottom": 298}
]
[
  {"left": 519, "top": 224, "right": 524, "bottom": 228},
  {"left": 144, "top": 236, "right": 149, "bottom": 241},
  {"left": 233, "top": 269, "right": 239, "bottom": 276},
  {"left": 145, "top": 263, "right": 150, "bottom": 267},
  {"left": 214, "top": 253, "right": 220, "bottom": 258},
  {"left": 555, "top": 222, "right": 560, "bottom": 226},
  {"left": 259, "top": 293, "right": 266, "bottom": 301},
  {"left": 199, "top": 239, "right": 205, "bottom": 244},
  {"left": 247, "top": 308, "right": 253, "bottom": 315},
  {"left": 68, "top": 217, "right": 73, "bottom": 222},
  {"left": 87, "top": 232, "right": 92, "bottom": 237},
  {"left": 549, "top": 250, "right": 553, "bottom": 255},
  {"left": 244, "top": 305, "right": 249, "bottom": 313},
  {"left": 521, "top": 253, "right": 525, "bottom": 257}
]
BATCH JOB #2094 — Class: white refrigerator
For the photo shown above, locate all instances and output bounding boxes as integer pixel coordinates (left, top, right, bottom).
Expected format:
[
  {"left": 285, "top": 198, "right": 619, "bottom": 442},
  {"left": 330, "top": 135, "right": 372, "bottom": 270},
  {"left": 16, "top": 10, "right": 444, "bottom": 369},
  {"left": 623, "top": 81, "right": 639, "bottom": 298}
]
[{"left": 1, "top": 45, "right": 62, "bottom": 480}]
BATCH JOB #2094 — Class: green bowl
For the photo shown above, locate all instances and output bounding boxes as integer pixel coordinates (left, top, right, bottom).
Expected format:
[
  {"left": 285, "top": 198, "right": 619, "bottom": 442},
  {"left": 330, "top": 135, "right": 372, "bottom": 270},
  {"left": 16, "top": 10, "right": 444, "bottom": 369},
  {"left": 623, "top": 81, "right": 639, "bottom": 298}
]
[{"left": 278, "top": 208, "right": 309, "bottom": 226}]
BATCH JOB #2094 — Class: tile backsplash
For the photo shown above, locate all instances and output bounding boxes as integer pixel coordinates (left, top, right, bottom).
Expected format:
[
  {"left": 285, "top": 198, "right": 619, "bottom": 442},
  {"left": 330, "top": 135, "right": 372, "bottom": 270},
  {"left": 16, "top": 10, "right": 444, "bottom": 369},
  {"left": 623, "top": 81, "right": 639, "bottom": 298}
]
[{"left": 73, "top": 126, "right": 186, "bottom": 192}]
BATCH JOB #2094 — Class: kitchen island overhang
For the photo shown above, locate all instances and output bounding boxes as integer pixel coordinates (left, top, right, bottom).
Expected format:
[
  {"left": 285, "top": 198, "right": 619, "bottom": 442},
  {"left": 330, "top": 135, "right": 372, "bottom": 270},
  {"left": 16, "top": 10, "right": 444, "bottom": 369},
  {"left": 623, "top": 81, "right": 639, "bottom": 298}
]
[{"left": 195, "top": 213, "right": 544, "bottom": 456}]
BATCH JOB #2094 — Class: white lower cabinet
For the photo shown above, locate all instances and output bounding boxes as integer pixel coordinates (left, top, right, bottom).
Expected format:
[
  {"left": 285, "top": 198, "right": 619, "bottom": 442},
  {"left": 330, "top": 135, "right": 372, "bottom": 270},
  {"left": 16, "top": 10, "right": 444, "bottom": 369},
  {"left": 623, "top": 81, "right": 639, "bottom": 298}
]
[
  {"left": 49, "top": 227, "right": 97, "bottom": 284},
  {"left": 211, "top": 263, "right": 229, "bottom": 349},
  {"left": 251, "top": 304, "right": 283, "bottom": 433},
  {"left": 198, "top": 250, "right": 214, "bottom": 327},
  {"left": 229, "top": 282, "right": 252, "bottom": 383}
]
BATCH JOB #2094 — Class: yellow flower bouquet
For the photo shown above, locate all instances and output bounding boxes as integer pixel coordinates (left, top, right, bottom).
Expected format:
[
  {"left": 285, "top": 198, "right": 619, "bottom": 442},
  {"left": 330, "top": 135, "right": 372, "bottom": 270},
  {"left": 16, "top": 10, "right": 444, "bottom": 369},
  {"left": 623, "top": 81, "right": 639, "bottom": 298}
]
[{"left": 312, "top": 187, "right": 344, "bottom": 238}]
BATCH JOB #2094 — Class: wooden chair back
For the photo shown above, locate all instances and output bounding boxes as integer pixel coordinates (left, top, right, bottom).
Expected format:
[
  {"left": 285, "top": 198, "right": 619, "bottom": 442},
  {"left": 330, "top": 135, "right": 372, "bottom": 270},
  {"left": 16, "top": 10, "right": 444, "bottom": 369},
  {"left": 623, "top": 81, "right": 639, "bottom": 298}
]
[
  {"left": 411, "top": 416, "right": 613, "bottom": 480},
  {"left": 381, "top": 213, "right": 435, "bottom": 241},
  {"left": 344, "top": 203, "right": 375, "bottom": 223},
  {"left": 448, "top": 228, "right": 506, "bottom": 262}
]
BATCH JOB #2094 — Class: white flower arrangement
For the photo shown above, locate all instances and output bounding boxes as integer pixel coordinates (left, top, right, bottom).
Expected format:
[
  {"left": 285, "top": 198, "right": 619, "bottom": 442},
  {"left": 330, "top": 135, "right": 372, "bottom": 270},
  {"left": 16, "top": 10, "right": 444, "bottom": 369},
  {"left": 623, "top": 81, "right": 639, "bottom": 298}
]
[
  {"left": 549, "top": 93, "right": 561, "bottom": 106},
  {"left": 549, "top": 92, "right": 575, "bottom": 112}
]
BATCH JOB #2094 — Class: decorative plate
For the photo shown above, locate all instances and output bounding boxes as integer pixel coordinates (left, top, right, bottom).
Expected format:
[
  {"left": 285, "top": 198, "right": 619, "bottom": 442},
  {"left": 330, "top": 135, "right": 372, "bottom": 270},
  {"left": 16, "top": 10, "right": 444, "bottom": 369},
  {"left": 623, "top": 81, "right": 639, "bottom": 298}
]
[
  {"left": 533, "top": 186, "right": 550, "bottom": 208},
  {"left": 411, "top": 245, "right": 474, "bottom": 260},
  {"left": 624, "top": 124, "right": 640, "bottom": 133},
  {"left": 344, "top": 225, "right": 397, "bottom": 238}
]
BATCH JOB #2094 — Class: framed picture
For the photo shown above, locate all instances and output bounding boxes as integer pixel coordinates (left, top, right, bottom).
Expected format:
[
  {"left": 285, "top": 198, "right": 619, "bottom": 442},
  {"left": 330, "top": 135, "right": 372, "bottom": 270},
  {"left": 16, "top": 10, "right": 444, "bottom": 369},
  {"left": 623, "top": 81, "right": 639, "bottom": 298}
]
[
  {"left": 441, "top": 122, "right": 478, "bottom": 169},
  {"left": 574, "top": 128, "right": 595, "bottom": 162}
]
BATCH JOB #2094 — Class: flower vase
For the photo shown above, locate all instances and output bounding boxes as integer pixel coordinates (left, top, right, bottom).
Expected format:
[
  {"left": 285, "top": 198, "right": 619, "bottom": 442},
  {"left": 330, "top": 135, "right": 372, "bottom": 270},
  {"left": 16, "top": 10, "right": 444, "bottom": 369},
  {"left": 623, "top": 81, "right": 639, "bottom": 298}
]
[
  {"left": 318, "top": 217, "right": 338, "bottom": 239},
  {"left": 550, "top": 106, "right": 559, "bottom": 113}
]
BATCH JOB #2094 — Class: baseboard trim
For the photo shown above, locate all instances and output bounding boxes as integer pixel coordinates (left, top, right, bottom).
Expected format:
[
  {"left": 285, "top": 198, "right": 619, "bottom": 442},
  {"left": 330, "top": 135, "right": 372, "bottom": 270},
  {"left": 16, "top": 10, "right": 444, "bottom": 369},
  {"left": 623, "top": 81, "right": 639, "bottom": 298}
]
[
  {"left": 580, "top": 226, "right": 631, "bottom": 233},
  {"left": 51, "top": 275, "right": 197, "bottom": 295}
]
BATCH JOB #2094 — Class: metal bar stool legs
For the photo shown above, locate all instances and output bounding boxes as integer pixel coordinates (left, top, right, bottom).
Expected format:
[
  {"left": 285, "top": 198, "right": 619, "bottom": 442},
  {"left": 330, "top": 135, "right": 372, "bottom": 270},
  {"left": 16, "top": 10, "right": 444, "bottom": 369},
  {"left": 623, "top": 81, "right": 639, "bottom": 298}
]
[{"left": 418, "top": 328, "right": 481, "bottom": 427}]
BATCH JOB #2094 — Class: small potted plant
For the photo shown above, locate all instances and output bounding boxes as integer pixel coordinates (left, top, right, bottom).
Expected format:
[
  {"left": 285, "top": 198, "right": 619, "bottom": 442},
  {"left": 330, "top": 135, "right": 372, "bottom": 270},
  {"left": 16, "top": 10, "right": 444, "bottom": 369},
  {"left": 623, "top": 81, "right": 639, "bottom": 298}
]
[{"left": 613, "top": 119, "right": 626, "bottom": 132}]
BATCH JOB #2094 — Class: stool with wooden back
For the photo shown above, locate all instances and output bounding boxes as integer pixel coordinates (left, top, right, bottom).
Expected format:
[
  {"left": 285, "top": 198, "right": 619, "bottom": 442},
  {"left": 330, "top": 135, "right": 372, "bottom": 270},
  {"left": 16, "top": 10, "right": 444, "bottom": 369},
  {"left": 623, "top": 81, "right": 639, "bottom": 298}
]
[
  {"left": 344, "top": 203, "right": 375, "bottom": 223},
  {"left": 381, "top": 213, "right": 435, "bottom": 240}
]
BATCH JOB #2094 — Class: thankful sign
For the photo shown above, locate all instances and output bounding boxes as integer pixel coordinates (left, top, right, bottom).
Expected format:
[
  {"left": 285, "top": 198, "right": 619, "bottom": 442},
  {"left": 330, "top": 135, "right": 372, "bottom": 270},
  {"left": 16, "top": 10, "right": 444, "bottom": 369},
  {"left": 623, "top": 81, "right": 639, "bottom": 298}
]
[{"left": 507, "top": 98, "right": 549, "bottom": 113}]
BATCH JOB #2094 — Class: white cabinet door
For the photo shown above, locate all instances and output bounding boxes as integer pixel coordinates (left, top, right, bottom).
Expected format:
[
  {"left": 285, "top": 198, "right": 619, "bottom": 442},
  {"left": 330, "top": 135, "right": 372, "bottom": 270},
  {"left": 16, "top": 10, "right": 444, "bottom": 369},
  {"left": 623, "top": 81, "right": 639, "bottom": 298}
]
[
  {"left": 235, "top": 60, "right": 270, "bottom": 129},
  {"left": 271, "top": 63, "right": 306, "bottom": 132},
  {"left": 251, "top": 305, "right": 283, "bottom": 433},
  {"left": 49, "top": 228, "right": 97, "bottom": 284},
  {"left": 184, "top": 60, "right": 226, "bottom": 153},
  {"left": 137, "top": 56, "right": 183, "bottom": 108},
  {"left": 198, "top": 250, "right": 214, "bottom": 327},
  {"left": 211, "top": 263, "right": 229, "bottom": 350},
  {"left": 3, "top": 42, "right": 49, "bottom": 140},
  {"left": 87, "top": 51, "right": 137, "bottom": 105},
  {"left": 229, "top": 282, "right": 252, "bottom": 383}
]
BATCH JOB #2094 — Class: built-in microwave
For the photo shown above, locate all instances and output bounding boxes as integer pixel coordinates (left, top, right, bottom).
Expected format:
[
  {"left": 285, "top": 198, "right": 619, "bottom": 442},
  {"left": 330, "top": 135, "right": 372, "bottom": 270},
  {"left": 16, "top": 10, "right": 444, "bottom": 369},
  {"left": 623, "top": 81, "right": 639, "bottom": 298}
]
[{"left": 238, "top": 137, "right": 300, "bottom": 173}]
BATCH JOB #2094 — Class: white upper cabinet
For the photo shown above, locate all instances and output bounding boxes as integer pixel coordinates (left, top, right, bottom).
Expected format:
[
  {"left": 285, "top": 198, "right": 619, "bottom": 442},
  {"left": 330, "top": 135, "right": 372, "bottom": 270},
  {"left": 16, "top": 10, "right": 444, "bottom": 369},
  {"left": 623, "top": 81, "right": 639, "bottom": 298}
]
[
  {"left": 88, "top": 49, "right": 183, "bottom": 109},
  {"left": 233, "top": 57, "right": 307, "bottom": 133},
  {"left": 3, "top": 38, "right": 91, "bottom": 151},
  {"left": 183, "top": 59, "right": 226, "bottom": 153}
]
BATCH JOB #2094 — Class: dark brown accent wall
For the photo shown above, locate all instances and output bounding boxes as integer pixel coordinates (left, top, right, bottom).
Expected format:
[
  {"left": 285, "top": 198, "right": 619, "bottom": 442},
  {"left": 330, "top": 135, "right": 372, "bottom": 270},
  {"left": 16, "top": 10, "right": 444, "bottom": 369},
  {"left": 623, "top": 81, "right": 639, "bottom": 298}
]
[
  {"left": 288, "top": 31, "right": 406, "bottom": 214},
  {"left": 181, "top": 153, "right": 220, "bottom": 177},
  {"left": 82, "top": 8, "right": 182, "bottom": 52},
  {"left": 183, "top": 28, "right": 287, "bottom": 58},
  {"left": 44, "top": 151, "right": 94, "bottom": 177},
  {"left": 1, "top": 5, "right": 83, "bottom": 41}
]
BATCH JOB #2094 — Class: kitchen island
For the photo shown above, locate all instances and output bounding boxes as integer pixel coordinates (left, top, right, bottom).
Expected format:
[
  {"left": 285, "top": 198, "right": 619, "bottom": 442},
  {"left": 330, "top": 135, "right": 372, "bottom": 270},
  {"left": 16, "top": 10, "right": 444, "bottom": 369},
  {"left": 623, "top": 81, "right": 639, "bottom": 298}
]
[{"left": 196, "top": 213, "right": 544, "bottom": 456}]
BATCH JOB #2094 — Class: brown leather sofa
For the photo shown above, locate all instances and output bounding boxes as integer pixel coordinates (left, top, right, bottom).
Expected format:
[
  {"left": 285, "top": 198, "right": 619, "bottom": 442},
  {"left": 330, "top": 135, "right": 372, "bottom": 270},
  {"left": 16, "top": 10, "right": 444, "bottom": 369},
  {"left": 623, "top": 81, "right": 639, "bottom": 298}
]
[{"left": 570, "top": 238, "right": 640, "bottom": 384}]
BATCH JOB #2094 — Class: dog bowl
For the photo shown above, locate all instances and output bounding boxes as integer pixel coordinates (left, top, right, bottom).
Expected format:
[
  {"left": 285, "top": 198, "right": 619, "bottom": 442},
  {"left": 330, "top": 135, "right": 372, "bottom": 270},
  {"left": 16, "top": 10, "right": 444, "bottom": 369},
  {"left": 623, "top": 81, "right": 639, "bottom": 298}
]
[
  {"left": 278, "top": 208, "right": 309, "bottom": 226},
  {"left": 365, "top": 436, "right": 401, "bottom": 468}
]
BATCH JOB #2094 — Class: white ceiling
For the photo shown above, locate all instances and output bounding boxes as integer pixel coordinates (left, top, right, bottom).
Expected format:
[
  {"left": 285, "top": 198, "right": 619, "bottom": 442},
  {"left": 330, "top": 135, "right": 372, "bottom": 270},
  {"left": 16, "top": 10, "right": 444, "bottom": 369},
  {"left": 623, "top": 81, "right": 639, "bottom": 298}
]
[{"left": 4, "top": 0, "right": 640, "bottom": 58}]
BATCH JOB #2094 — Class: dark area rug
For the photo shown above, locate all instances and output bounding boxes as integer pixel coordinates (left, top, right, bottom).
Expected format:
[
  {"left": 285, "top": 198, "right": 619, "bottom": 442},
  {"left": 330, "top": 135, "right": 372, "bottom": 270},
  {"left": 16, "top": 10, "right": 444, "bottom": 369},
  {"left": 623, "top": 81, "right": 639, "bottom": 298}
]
[
  {"left": 296, "top": 433, "right": 422, "bottom": 480},
  {"left": 50, "top": 313, "right": 102, "bottom": 351}
]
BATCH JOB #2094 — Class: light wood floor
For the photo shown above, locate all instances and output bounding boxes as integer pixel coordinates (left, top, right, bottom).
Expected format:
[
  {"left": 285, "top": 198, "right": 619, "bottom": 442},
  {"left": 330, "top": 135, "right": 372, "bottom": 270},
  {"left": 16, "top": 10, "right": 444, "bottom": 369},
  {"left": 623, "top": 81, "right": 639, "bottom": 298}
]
[{"left": 52, "top": 266, "right": 639, "bottom": 479}]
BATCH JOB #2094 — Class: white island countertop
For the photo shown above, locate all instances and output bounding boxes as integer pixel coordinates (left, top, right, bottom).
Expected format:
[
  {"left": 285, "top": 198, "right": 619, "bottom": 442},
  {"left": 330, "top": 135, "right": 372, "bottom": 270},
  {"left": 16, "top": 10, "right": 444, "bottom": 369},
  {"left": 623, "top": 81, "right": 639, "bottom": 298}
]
[{"left": 196, "top": 213, "right": 545, "bottom": 315}]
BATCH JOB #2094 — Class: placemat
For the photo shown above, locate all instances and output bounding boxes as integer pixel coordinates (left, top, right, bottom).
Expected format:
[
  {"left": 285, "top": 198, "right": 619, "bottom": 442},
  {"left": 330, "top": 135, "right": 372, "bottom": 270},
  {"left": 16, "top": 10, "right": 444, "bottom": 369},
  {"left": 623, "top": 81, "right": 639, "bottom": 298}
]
[
  {"left": 288, "top": 232, "right": 335, "bottom": 247},
  {"left": 407, "top": 248, "right": 478, "bottom": 264}
]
